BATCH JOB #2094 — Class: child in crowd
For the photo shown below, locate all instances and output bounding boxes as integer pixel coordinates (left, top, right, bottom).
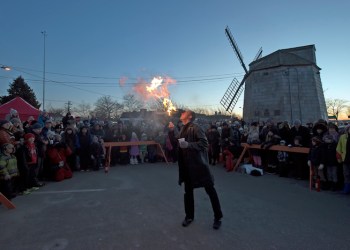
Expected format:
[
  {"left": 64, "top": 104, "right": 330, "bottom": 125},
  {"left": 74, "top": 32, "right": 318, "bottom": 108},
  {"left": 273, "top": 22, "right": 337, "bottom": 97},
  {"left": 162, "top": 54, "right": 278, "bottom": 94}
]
[
  {"left": 139, "top": 132, "right": 148, "bottom": 163},
  {"left": 308, "top": 137, "right": 325, "bottom": 190},
  {"left": 247, "top": 122, "right": 262, "bottom": 168},
  {"left": 22, "top": 133, "right": 41, "bottom": 189},
  {"left": 129, "top": 132, "right": 139, "bottom": 165},
  {"left": 46, "top": 135, "right": 73, "bottom": 182},
  {"left": 0, "top": 143, "right": 19, "bottom": 200},
  {"left": 90, "top": 135, "right": 104, "bottom": 171},
  {"left": 118, "top": 134, "right": 129, "bottom": 165},
  {"left": 78, "top": 126, "right": 92, "bottom": 171},
  {"left": 277, "top": 140, "right": 289, "bottom": 177},
  {"left": 323, "top": 135, "right": 338, "bottom": 191}
]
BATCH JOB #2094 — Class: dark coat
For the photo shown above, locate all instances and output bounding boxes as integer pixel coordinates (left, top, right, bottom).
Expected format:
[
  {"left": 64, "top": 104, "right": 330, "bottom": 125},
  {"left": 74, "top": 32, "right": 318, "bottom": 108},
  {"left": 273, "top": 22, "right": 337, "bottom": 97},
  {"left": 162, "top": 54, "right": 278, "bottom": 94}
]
[
  {"left": 308, "top": 144, "right": 325, "bottom": 166},
  {"left": 178, "top": 122, "right": 214, "bottom": 188}
]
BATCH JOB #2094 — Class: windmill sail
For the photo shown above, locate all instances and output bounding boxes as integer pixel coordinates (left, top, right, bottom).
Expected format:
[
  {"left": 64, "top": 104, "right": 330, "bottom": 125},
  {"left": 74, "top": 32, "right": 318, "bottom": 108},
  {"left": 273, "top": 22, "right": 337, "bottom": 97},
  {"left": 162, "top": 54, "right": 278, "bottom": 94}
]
[
  {"left": 220, "top": 78, "right": 244, "bottom": 113},
  {"left": 253, "top": 47, "right": 263, "bottom": 61},
  {"left": 225, "top": 26, "right": 248, "bottom": 74}
]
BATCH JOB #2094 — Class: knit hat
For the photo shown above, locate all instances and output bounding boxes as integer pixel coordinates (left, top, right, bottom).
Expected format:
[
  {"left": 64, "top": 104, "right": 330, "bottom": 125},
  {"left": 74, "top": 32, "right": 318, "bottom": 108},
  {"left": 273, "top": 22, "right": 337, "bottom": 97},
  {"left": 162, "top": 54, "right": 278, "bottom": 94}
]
[
  {"left": 10, "top": 118, "right": 21, "bottom": 124},
  {"left": 31, "top": 123, "right": 43, "bottom": 130},
  {"left": 0, "top": 119, "right": 10, "bottom": 127},
  {"left": 24, "top": 133, "right": 35, "bottom": 140},
  {"left": 10, "top": 108, "right": 18, "bottom": 115}
]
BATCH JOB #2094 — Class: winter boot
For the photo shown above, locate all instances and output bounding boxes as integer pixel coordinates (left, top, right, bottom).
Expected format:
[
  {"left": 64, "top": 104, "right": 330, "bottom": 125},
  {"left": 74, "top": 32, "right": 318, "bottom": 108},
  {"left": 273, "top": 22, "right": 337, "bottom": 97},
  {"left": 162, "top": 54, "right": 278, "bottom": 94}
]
[{"left": 341, "top": 183, "right": 350, "bottom": 194}]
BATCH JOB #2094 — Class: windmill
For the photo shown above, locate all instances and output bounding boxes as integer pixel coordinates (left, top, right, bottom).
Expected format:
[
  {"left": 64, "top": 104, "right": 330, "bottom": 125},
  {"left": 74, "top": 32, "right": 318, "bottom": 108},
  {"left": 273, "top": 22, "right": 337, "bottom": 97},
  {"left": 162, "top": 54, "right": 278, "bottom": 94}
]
[{"left": 220, "top": 26, "right": 262, "bottom": 113}]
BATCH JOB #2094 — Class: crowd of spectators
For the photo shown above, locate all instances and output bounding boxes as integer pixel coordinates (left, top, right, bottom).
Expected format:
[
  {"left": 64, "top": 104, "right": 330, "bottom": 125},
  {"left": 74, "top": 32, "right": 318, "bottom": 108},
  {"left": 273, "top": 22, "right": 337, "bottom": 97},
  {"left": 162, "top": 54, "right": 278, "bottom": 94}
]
[
  {"left": 207, "top": 118, "right": 350, "bottom": 194},
  {"left": 1, "top": 108, "right": 350, "bottom": 202}
]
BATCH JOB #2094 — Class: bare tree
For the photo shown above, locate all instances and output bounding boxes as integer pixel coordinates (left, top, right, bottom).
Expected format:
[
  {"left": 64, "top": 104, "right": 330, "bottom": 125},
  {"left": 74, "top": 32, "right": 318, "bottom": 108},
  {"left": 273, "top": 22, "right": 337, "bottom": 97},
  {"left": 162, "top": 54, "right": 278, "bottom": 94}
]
[
  {"left": 122, "top": 94, "right": 144, "bottom": 112},
  {"left": 47, "top": 105, "right": 65, "bottom": 120},
  {"left": 326, "top": 98, "right": 348, "bottom": 120},
  {"left": 94, "top": 96, "right": 123, "bottom": 120},
  {"left": 73, "top": 101, "right": 92, "bottom": 118}
]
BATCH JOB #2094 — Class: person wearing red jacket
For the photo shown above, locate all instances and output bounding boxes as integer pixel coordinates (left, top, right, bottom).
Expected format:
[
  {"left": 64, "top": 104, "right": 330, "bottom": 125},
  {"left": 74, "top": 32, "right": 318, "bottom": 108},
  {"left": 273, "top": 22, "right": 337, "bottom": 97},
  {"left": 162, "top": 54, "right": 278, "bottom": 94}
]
[{"left": 46, "top": 135, "right": 73, "bottom": 182}]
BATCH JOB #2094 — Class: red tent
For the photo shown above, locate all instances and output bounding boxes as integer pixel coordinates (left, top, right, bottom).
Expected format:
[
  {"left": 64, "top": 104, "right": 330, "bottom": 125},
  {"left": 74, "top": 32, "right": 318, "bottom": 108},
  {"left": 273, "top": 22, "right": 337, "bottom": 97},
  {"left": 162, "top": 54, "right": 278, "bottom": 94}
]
[{"left": 0, "top": 97, "right": 40, "bottom": 121}]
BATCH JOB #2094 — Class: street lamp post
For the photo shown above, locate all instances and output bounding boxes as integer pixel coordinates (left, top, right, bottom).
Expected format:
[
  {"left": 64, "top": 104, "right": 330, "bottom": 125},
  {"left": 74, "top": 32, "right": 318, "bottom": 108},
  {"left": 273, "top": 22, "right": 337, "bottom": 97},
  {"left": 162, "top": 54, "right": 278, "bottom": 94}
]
[
  {"left": 1, "top": 65, "right": 11, "bottom": 71},
  {"left": 41, "top": 31, "right": 47, "bottom": 111}
]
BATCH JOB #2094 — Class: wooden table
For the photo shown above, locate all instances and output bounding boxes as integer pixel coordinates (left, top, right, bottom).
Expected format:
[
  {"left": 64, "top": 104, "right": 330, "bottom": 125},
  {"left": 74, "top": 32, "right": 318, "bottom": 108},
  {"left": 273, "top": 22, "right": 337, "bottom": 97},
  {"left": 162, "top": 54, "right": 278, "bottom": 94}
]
[
  {"left": 0, "top": 192, "right": 16, "bottom": 209},
  {"left": 104, "top": 141, "right": 168, "bottom": 171}
]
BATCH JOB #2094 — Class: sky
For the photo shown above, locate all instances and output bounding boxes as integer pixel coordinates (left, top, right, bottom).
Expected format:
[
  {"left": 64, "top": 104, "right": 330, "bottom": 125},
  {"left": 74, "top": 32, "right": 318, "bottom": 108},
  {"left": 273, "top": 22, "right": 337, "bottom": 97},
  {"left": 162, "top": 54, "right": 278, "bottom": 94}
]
[{"left": 1, "top": 0, "right": 349, "bottom": 115}]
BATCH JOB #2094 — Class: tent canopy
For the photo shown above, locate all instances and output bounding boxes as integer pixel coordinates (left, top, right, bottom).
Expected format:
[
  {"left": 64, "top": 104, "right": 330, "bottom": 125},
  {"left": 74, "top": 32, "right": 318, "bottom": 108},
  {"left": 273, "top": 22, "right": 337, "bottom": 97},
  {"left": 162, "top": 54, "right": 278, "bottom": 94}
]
[{"left": 0, "top": 97, "right": 40, "bottom": 121}]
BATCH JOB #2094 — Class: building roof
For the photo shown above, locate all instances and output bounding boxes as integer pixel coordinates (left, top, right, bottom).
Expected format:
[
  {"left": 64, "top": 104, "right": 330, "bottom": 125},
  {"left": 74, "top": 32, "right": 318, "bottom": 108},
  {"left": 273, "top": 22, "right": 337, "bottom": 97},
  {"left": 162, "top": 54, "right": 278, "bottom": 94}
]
[{"left": 249, "top": 45, "right": 321, "bottom": 71}]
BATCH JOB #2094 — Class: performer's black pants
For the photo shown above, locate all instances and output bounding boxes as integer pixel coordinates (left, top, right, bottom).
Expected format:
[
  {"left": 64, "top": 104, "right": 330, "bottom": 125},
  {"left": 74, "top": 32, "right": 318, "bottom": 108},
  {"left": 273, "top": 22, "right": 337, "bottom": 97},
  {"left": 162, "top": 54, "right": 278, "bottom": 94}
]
[{"left": 184, "top": 183, "right": 223, "bottom": 220}]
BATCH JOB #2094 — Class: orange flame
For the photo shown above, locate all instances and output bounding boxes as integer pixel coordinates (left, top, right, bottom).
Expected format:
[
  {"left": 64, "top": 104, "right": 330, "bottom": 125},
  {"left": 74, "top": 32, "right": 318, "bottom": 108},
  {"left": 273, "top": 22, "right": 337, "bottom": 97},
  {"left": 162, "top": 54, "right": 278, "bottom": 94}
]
[{"left": 133, "top": 76, "right": 176, "bottom": 115}]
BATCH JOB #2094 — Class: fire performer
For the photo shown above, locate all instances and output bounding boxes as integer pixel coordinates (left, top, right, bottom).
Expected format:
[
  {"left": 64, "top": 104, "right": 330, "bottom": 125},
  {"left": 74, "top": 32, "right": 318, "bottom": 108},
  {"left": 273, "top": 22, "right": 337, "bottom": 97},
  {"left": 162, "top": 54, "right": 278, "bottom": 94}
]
[{"left": 177, "top": 110, "right": 223, "bottom": 229}]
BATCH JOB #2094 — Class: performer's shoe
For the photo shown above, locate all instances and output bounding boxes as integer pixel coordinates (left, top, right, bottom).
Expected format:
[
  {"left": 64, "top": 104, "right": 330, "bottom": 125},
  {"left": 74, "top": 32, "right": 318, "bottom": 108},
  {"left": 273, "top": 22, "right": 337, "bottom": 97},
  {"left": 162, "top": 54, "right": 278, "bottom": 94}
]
[
  {"left": 182, "top": 218, "right": 193, "bottom": 227},
  {"left": 213, "top": 219, "right": 222, "bottom": 230}
]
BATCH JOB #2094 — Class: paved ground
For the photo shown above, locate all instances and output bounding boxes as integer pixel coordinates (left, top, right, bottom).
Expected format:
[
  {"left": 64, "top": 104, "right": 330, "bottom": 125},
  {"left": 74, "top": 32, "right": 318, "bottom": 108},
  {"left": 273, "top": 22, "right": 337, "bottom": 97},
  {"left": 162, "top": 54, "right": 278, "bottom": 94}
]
[{"left": 1, "top": 162, "right": 350, "bottom": 250}]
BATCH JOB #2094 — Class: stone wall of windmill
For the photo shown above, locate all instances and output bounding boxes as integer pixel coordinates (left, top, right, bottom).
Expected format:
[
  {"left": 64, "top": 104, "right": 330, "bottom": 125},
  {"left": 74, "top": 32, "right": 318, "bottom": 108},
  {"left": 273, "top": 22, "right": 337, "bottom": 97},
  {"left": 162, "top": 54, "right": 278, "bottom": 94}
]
[{"left": 243, "top": 45, "right": 327, "bottom": 124}]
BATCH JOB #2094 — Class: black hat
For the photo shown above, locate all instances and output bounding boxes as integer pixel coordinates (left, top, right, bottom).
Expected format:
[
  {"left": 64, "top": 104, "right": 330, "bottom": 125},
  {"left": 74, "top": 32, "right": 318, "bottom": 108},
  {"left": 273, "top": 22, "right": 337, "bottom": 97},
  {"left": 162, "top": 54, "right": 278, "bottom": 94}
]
[{"left": 31, "top": 123, "right": 43, "bottom": 130}]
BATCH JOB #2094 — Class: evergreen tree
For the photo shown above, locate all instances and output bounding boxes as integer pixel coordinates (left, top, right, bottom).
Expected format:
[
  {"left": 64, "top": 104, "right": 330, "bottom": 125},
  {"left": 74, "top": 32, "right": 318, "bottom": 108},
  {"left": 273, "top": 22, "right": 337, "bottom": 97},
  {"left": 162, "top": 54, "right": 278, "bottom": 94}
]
[{"left": 0, "top": 76, "right": 41, "bottom": 108}]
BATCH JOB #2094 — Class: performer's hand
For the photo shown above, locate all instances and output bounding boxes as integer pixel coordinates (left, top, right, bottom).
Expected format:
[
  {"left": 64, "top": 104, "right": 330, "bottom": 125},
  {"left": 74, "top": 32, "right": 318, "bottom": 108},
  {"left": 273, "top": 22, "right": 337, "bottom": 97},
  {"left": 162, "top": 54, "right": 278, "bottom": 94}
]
[
  {"left": 318, "top": 164, "right": 324, "bottom": 170},
  {"left": 307, "top": 160, "right": 311, "bottom": 167},
  {"left": 179, "top": 140, "right": 188, "bottom": 148},
  {"left": 4, "top": 174, "right": 11, "bottom": 180}
]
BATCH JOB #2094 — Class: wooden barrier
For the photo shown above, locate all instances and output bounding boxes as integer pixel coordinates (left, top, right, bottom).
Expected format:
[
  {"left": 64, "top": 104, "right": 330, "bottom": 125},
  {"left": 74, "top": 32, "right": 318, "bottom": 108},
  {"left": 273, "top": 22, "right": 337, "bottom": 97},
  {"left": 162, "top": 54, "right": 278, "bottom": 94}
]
[
  {"left": 234, "top": 143, "right": 311, "bottom": 188},
  {"left": 104, "top": 141, "right": 168, "bottom": 171},
  {"left": 0, "top": 192, "right": 16, "bottom": 209}
]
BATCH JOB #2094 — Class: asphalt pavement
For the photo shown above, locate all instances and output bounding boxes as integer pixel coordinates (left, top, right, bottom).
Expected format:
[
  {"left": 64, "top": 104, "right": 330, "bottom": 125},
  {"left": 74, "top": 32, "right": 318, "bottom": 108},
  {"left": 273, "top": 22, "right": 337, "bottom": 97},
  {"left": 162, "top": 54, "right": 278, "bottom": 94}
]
[{"left": 1, "top": 162, "right": 350, "bottom": 250}]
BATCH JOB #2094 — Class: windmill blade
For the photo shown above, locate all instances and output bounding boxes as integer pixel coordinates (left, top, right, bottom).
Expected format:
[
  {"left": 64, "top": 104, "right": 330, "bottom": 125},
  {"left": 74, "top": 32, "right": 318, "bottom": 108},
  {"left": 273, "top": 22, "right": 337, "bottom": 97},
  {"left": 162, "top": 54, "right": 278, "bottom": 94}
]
[
  {"left": 220, "top": 77, "right": 246, "bottom": 113},
  {"left": 225, "top": 26, "right": 248, "bottom": 74},
  {"left": 253, "top": 47, "right": 263, "bottom": 61}
]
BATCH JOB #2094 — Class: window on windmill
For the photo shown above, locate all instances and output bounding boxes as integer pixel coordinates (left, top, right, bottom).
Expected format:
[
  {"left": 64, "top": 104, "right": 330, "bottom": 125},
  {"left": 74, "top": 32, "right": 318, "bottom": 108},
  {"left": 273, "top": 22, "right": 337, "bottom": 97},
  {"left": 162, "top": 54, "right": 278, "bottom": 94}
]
[
  {"left": 254, "top": 110, "right": 260, "bottom": 116},
  {"left": 264, "top": 109, "right": 270, "bottom": 117},
  {"left": 274, "top": 110, "right": 281, "bottom": 116}
]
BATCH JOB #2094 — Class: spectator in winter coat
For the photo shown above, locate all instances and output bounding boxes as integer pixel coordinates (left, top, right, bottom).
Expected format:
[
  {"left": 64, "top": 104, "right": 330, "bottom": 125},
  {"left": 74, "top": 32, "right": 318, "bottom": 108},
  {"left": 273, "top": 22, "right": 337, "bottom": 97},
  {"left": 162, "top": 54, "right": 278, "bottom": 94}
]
[
  {"left": 46, "top": 135, "right": 73, "bottom": 181},
  {"left": 61, "top": 127, "right": 80, "bottom": 171},
  {"left": 78, "top": 126, "right": 92, "bottom": 171},
  {"left": 37, "top": 110, "right": 50, "bottom": 127},
  {"left": 129, "top": 132, "right": 139, "bottom": 165},
  {"left": 206, "top": 125, "right": 221, "bottom": 166},
  {"left": 247, "top": 122, "right": 262, "bottom": 169},
  {"left": 0, "top": 120, "right": 16, "bottom": 146},
  {"left": 90, "top": 135, "right": 104, "bottom": 171},
  {"left": 312, "top": 120, "right": 328, "bottom": 142},
  {"left": 278, "top": 121, "right": 292, "bottom": 145},
  {"left": 323, "top": 123, "right": 339, "bottom": 143},
  {"left": 336, "top": 125, "right": 350, "bottom": 194},
  {"left": 29, "top": 123, "right": 47, "bottom": 183},
  {"left": 139, "top": 132, "right": 148, "bottom": 163},
  {"left": 0, "top": 143, "right": 18, "bottom": 200},
  {"left": 290, "top": 119, "right": 311, "bottom": 147},
  {"left": 5, "top": 108, "right": 20, "bottom": 123},
  {"left": 308, "top": 137, "right": 326, "bottom": 189},
  {"left": 323, "top": 135, "right": 339, "bottom": 191}
]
